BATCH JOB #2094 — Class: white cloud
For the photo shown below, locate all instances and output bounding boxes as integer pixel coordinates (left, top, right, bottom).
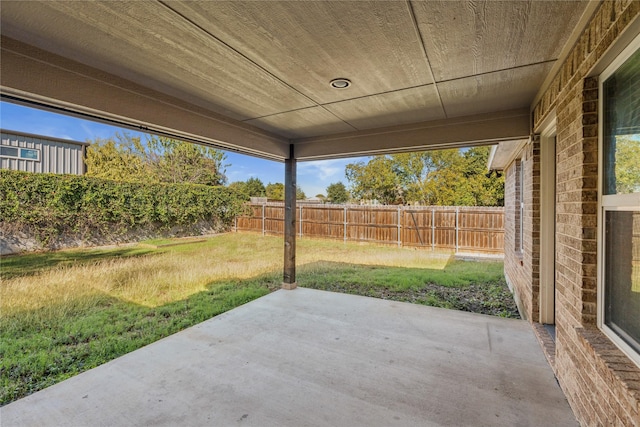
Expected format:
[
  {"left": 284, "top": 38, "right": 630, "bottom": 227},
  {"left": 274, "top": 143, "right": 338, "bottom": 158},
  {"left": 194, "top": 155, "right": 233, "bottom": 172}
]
[
  {"left": 299, "top": 158, "right": 355, "bottom": 182},
  {"left": 226, "top": 166, "right": 254, "bottom": 183},
  {"left": 297, "top": 157, "right": 368, "bottom": 197}
]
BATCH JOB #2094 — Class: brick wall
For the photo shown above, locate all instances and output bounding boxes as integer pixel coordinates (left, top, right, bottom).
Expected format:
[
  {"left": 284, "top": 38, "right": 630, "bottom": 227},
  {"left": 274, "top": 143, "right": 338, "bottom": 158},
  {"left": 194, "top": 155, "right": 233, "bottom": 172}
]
[
  {"left": 529, "top": 1, "right": 640, "bottom": 425},
  {"left": 504, "top": 143, "right": 541, "bottom": 323},
  {"left": 504, "top": 160, "right": 526, "bottom": 316}
]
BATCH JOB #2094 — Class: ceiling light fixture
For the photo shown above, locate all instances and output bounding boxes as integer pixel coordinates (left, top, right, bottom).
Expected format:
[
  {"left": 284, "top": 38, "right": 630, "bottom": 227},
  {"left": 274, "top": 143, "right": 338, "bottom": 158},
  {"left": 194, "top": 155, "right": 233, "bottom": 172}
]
[{"left": 330, "top": 78, "right": 351, "bottom": 89}]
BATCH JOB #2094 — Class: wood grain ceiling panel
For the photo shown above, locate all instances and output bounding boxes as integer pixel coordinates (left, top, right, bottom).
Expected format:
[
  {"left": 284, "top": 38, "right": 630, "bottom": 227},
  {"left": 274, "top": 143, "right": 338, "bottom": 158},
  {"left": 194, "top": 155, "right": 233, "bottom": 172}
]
[
  {"left": 167, "top": 1, "right": 433, "bottom": 104},
  {"left": 1, "top": 37, "right": 289, "bottom": 160},
  {"left": 438, "top": 62, "right": 554, "bottom": 118},
  {"left": 0, "top": 1, "right": 315, "bottom": 121},
  {"left": 412, "top": 0, "right": 589, "bottom": 82},
  {"left": 0, "top": 0, "right": 598, "bottom": 158},
  {"left": 246, "top": 107, "right": 356, "bottom": 140},
  {"left": 324, "top": 85, "right": 445, "bottom": 130}
]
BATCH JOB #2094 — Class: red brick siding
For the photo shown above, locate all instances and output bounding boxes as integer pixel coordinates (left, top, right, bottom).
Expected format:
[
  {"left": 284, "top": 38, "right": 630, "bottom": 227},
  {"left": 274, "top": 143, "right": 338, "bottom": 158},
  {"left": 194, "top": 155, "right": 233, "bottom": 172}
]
[
  {"left": 504, "top": 159, "right": 528, "bottom": 318},
  {"left": 529, "top": 1, "right": 640, "bottom": 425},
  {"left": 504, "top": 138, "right": 541, "bottom": 323}
]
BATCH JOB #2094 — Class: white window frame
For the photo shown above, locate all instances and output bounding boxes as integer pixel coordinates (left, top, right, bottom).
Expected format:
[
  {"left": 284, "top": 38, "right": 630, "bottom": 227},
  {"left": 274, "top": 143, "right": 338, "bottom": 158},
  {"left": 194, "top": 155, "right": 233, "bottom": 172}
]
[
  {"left": 519, "top": 160, "right": 524, "bottom": 253},
  {"left": 597, "top": 35, "right": 640, "bottom": 368},
  {"left": 0, "top": 144, "right": 40, "bottom": 162},
  {"left": 514, "top": 159, "right": 524, "bottom": 254}
]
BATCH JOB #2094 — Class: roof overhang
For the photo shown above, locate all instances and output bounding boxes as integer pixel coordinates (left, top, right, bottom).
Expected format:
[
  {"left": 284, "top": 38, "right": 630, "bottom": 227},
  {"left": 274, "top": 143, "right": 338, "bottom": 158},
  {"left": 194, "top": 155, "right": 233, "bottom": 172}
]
[
  {"left": 0, "top": 1, "right": 597, "bottom": 161},
  {"left": 487, "top": 139, "right": 529, "bottom": 171}
]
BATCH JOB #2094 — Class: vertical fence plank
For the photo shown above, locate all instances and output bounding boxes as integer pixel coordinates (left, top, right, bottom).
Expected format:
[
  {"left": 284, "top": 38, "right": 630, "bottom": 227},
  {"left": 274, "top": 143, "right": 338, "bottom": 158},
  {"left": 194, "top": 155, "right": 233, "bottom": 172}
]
[
  {"left": 455, "top": 207, "right": 459, "bottom": 253},
  {"left": 397, "top": 207, "right": 402, "bottom": 247},
  {"left": 344, "top": 206, "right": 347, "bottom": 242},
  {"left": 431, "top": 209, "right": 435, "bottom": 251},
  {"left": 299, "top": 206, "right": 303, "bottom": 237}
]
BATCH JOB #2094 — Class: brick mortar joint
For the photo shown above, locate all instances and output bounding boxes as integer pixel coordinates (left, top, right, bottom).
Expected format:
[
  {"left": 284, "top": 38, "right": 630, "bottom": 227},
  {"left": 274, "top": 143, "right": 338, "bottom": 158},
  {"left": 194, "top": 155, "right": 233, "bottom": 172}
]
[{"left": 575, "top": 326, "right": 640, "bottom": 396}]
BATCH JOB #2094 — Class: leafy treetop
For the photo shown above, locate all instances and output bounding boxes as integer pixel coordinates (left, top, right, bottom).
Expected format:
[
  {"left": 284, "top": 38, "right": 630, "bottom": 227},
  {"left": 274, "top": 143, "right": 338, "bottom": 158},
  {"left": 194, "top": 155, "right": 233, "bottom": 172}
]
[
  {"left": 345, "top": 147, "right": 504, "bottom": 206},
  {"left": 325, "top": 182, "right": 350, "bottom": 204},
  {"left": 85, "top": 133, "right": 227, "bottom": 186},
  {"left": 265, "top": 182, "right": 306, "bottom": 200}
]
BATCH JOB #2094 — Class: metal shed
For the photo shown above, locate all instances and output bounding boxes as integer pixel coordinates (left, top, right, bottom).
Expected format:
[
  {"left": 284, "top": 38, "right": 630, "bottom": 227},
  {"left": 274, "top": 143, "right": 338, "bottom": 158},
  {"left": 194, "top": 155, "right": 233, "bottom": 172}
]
[{"left": 0, "top": 129, "right": 87, "bottom": 175}]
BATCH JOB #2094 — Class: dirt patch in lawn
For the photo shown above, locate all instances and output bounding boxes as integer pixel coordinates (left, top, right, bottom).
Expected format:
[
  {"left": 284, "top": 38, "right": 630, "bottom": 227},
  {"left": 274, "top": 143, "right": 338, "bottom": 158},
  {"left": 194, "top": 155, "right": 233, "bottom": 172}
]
[{"left": 304, "top": 281, "right": 520, "bottom": 319}]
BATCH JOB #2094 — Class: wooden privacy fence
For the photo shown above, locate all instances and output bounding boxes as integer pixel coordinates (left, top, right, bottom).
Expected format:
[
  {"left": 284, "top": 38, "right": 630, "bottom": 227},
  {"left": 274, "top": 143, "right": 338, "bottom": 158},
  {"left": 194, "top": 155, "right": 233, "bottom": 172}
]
[{"left": 236, "top": 203, "right": 504, "bottom": 254}]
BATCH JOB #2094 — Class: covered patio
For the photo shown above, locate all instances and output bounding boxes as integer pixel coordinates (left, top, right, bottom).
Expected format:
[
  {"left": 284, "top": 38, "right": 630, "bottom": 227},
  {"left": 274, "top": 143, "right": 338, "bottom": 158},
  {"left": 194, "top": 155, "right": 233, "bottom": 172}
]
[
  {"left": 0, "top": 0, "right": 596, "bottom": 289},
  {"left": 2, "top": 1, "right": 639, "bottom": 424},
  {"left": 1, "top": 288, "right": 576, "bottom": 426}
]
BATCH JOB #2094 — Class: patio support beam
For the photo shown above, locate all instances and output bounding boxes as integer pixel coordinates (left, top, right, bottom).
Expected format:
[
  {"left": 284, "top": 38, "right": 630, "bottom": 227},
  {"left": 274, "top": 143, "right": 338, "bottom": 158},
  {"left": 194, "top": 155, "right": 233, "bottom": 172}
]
[
  {"left": 282, "top": 144, "right": 297, "bottom": 290},
  {"left": 293, "top": 109, "right": 530, "bottom": 161},
  {"left": 0, "top": 37, "right": 289, "bottom": 161}
]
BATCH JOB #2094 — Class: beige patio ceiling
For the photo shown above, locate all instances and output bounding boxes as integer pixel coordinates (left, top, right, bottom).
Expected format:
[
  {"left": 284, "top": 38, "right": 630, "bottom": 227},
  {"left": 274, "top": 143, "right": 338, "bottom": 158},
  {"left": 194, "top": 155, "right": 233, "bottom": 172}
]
[{"left": 0, "top": 1, "right": 594, "bottom": 161}]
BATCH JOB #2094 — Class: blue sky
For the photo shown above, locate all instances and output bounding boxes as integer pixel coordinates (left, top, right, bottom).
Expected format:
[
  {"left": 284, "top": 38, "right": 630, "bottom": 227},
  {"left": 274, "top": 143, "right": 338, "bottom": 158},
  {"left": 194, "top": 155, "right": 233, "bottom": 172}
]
[{"left": 0, "top": 101, "right": 365, "bottom": 197}]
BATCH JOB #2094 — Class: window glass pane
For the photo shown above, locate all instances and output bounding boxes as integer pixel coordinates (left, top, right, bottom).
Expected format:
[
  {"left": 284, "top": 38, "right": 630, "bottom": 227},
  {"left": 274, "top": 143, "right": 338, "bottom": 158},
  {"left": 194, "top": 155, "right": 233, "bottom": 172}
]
[
  {"left": 0, "top": 146, "right": 19, "bottom": 157},
  {"left": 20, "top": 148, "right": 38, "bottom": 160},
  {"left": 603, "top": 48, "right": 640, "bottom": 195},
  {"left": 605, "top": 210, "right": 640, "bottom": 353}
]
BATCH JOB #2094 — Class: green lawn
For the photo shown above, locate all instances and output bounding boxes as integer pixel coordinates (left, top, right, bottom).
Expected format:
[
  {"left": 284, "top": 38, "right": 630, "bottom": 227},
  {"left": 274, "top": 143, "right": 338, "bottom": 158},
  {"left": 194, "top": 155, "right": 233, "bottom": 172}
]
[{"left": 0, "top": 233, "right": 515, "bottom": 405}]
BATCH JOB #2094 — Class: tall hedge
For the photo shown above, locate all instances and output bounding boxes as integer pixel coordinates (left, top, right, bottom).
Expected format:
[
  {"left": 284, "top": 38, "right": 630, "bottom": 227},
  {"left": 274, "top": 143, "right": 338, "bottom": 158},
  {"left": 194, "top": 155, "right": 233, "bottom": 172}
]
[{"left": 0, "top": 170, "right": 248, "bottom": 246}]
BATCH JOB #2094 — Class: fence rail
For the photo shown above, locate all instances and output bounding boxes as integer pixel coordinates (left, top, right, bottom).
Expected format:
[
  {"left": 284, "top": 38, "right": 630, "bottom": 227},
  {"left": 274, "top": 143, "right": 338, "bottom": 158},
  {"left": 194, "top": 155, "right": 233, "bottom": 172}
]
[{"left": 235, "top": 203, "right": 504, "bottom": 254}]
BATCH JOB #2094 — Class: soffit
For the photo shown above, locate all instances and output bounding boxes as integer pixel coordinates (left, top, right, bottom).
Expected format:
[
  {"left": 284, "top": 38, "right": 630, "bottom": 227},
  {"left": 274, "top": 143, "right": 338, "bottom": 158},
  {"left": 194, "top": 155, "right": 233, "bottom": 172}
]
[
  {"left": 0, "top": 1, "right": 593, "bottom": 160},
  {"left": 488, "top": 139, "right": 529, "bottom": 171}
]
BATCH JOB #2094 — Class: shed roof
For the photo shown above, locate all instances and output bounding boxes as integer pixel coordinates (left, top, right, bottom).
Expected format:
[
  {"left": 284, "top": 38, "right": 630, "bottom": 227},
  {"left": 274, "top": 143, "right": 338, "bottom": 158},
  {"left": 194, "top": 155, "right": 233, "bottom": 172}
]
[{"left": 1, "top": 128, "right": 89, "bottom": 146}]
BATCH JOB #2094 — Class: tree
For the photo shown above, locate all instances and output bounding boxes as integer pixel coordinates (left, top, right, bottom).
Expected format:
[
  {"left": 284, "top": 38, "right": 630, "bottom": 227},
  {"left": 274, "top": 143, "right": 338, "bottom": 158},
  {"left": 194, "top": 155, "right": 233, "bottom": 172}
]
[
  {"left": 266, "top": 183, "right": 284, "bottom": 200},
  {"left": 265, "top": 182, "right": 305, "bottom": 200},
  {"left": 345, "top": 148, "right": 504, "bottom": 206},
  {"left": 228, "top": 177, "right": 266, "bottom": 197},
  {"left": 613, "top": 135, "right": 640, "bottom": 194},
  {"left": 459, "top": 147, "right": 505, "bottom": 206},
  {"left": 85, "top": 133, "right": 228, "bottom": 186},
  {"left": 296, "top": 187, "right": 306, "bottom": 200},
  {"left": 345, "top": 156, "right": 402, "bottom": 204},
  {"left": 85, "top": 134, "right": 148, "bottom": 181},
  {"left": 326, "top": 182, "right": 350, "bottom": 204},
  {"left": 390, "top": 150, "right": 463, "bottom": 205},
  {"left": 146, "top": 136, "right": 227, "bottom": 186},
  {"left": 244, "top": 177, "right": 267, "bottom": 197}
]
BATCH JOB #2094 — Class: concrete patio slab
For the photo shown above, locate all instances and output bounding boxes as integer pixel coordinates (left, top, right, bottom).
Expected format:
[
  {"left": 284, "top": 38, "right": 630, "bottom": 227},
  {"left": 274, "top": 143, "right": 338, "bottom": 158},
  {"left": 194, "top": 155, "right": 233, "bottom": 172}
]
[{"left": 1, "top": 288, "right": 576, "bottom": 426}]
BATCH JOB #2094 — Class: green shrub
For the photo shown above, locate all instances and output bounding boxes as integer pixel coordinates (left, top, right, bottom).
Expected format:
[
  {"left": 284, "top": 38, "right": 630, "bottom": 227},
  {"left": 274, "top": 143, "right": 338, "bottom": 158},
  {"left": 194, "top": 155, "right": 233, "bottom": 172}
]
[{"left": 0, "top": 170, "right": 247, "bottom": 246}]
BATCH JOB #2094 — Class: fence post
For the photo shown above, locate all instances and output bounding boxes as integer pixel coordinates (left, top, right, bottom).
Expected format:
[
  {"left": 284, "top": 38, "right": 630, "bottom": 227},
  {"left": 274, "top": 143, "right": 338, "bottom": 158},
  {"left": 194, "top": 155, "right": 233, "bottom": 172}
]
[
  {"left": 431, "top": 208, "right": 435, "bottom": 251},
  {"left": 455, "top": 207, "right": 459, "bottom": 253},
  {"left": 299, "top": 205, "right": 303, "bottom": 237},
  {"left": 344, "top": 206, "right": 347, "bottom": 242},
  {"left": 262, "top": 204, "right": 265, "bottom": 235},
  {"left": 397, "top": 206, "right": 402, "bottom": 247},
  {"left": 234, "top": 216, "right": 237, "bottom": 232}
]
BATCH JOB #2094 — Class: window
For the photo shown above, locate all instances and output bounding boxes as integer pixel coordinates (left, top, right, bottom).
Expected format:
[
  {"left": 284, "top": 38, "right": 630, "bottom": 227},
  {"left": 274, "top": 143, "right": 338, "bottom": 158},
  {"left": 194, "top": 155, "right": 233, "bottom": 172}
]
[
  {"left": 0, "top": 145, "right": 40, "bottom": 161},
  {"left": 515, "top": 159, "right": 524, "bottom": 253},
  {"left": 598, "top": 37, "right": 640, "bottom": 367}
]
